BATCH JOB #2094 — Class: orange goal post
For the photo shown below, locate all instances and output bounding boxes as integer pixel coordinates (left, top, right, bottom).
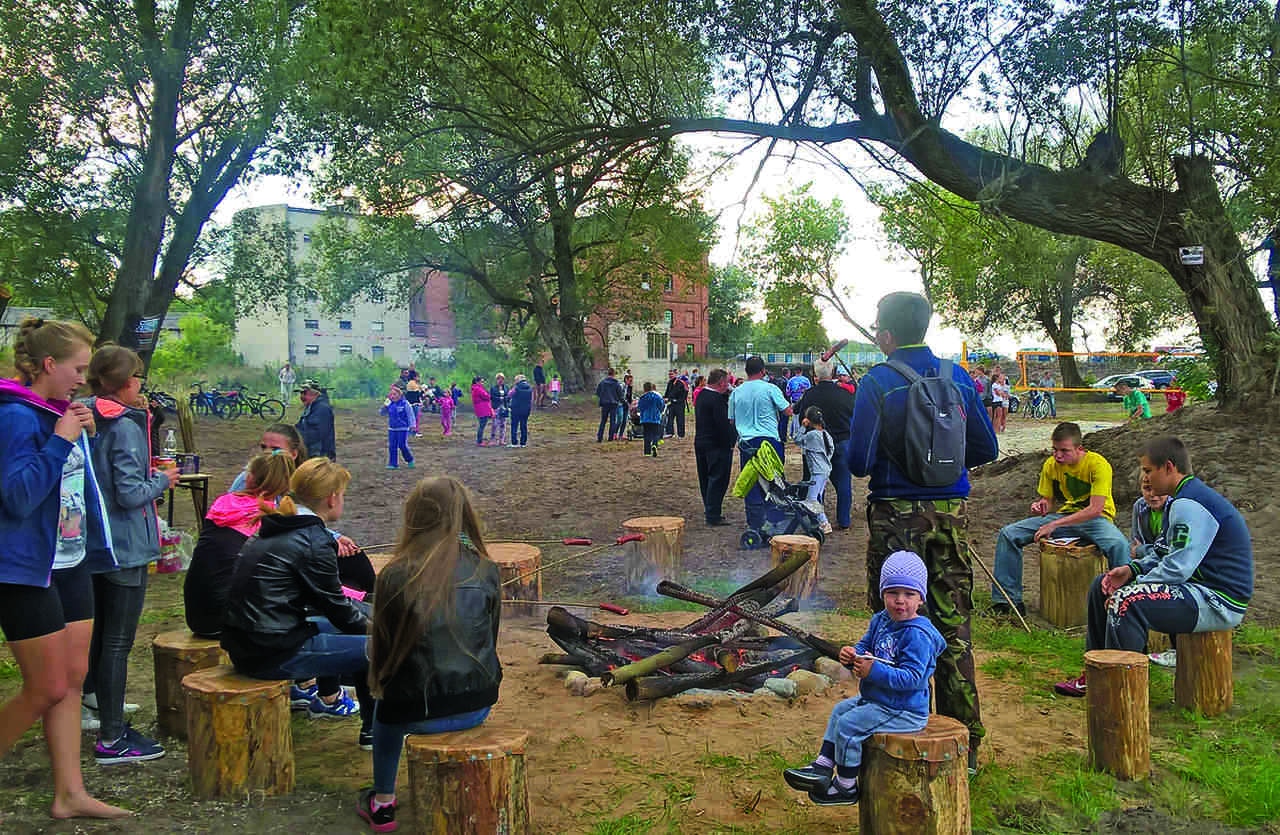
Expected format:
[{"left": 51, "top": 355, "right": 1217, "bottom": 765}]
[{"left": 1013, "top": 350, "right": 1205, "bottom": 392}]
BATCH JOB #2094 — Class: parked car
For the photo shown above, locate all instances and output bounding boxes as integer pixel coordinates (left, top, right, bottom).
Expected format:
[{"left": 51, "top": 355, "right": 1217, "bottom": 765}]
[
  {"left": 1135, "top": 369, "right": 1176, "bottom": 388},
  {"left": 1092, "top": 373, "right": 1155, "bottom": 401}
]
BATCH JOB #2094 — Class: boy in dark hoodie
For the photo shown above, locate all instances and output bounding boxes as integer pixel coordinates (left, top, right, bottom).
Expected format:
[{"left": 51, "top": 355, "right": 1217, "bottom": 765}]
[
  {"left": 783, "top": 551, "right": 945, "bottom": 806},
  {"left": 508, "top": 374, "right": 534, "bottom": 447}
]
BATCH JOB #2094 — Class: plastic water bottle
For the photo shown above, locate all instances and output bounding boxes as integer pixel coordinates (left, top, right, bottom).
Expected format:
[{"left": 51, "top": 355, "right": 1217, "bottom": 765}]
[{"left": 163, "top": 428, "right": 177, "bottom": 458}]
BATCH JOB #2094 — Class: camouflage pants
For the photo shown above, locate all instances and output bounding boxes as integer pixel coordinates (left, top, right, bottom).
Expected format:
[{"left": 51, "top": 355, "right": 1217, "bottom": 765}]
[{"left": 866, "top": 498, "right": 984, "bottom": 742}]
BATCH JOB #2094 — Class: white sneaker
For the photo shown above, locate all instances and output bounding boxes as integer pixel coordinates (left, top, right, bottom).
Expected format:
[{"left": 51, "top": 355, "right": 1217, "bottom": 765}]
[
  {"left": 819, "top": 522, "right": 833, "bottom": 534},
  {"left": 1149, "top": 649, "right": 1177, "bottom": 668},
  {"left": 81, "top": 705, "right": 100, "bottom": 731}
]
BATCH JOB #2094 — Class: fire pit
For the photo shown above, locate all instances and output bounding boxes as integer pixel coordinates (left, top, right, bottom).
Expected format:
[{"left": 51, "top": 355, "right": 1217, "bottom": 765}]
[{"left": 541, "top": 551, "right": 841, "bottom": 701}]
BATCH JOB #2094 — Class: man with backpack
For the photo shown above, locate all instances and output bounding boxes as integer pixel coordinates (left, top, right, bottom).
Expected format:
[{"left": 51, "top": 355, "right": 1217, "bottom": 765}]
[{"left": 846, "top": 292, "right": 998, "bottom": 773}]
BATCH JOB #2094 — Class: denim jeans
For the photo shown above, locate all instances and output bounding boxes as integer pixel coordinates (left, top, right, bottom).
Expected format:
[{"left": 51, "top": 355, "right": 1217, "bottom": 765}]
[
  {"left": 510, "top": 412, "right": 529, "bottom": 445},
  {"left": 823, "top": 697, "right": 928, "bottom": 769},
  {"left": 805, "top": 473, "right": 831, "bottom": 527},
  {"left": 476, "top": 415, "right": 489, "bottom": 444},
  {"left": 598, "top": 406, "right": 621, "bottom": 441},
  {"left": 387, "top": 429, "right": 413, "bottom": 467},
  {"left": 252, "top": 617, "right": 373, "bottom": 730},
  {"left": 831, "top": 439, "right": 852, "bottom": 528},
  {"left": 85, "top": 565, "right": 149, "bottom": 741},
  {"left": 372, "top": 705, "right": 490, "bottom": 794},
  {"left": 993, "top": 513, "right": 1131, "bottom": 604},
  {"left": 739, "top": 437, "right": 784, "bottom": 531}
]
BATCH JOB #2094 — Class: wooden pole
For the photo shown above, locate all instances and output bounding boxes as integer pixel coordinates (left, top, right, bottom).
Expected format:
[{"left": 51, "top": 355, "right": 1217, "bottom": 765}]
[
  {"left": 406, "top": 727, "right": 531, "bottom": 835},
  {"left": 768, "top": 534, "right": 820, "bottom": 603},
  {"left": 1085, "top": 650, "right": 1150, "bottom": 780},
  {"left": 859, "top": 715, "right": 971, "bottom": 834},
  {"left": 621, "top": 516, "right": 685, "bottom": 593},
  {"left": 1174, "top": 630, "right": 1232, "bottom": 716},
  {"left": 1038, "top": 541, "right": 1106, "bottom": 628},
  {"left": 152, "top": 630, "right": 227, "bottom": 739},
  {"left": 182, "top": 666, "right": 294, "bottom": 799}
]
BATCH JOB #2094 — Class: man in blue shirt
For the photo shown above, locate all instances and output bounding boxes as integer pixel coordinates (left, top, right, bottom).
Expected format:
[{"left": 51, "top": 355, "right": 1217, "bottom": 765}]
[
  {"left": 846, "top": 292, "right": 998, "bottom": 771},
  {"left": 729, "top": 356, "right": 792, "bottom": 532}
]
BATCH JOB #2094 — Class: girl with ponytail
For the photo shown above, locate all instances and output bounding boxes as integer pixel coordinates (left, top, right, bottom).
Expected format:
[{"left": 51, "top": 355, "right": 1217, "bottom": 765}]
[{"left": 0, "top": 318, "right": 129, "bottom": 819}]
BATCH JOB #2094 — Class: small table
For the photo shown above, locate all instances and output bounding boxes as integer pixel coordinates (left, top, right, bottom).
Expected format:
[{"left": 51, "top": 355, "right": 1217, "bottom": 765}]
[{"left": 168, "top": 473, "right": 212, "bottom": 527}]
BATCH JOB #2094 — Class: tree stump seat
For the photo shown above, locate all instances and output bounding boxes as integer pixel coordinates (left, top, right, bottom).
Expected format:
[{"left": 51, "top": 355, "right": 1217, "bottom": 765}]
[
  {"left": 406, "top": 726, "right": 531, "bottom": 834},
  {"left": 182, "top": 665, "right": 294, "bottom": 799},
  {"left": 152, "top": 630, "right": 227, "bottom": 739},
  {"left": 621, "top": 516, "right": 684, "bottom": 593},
  {"left": 859, "top": 714, "right": 970, "bottom": 834},
  {"left": 1038, "top": 540, "right": 1106, "bottom": 628},
  {"left": 489, "top": 543, "right": 542, "bottom": 617},
  {"left": 768, "top": 534, "right": 820, "bottom": 604},
  {"left": 1175, "top": 630, "right": 1232, "bottom": 716},
  {"left": 1085, "top": 650, "right": 1149, "bottom": 780}
]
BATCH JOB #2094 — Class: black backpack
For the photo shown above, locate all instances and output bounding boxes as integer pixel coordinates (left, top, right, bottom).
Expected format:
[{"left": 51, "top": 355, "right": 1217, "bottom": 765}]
[{"left": 874, "top": 359, "right": 966, "bottom": 487}]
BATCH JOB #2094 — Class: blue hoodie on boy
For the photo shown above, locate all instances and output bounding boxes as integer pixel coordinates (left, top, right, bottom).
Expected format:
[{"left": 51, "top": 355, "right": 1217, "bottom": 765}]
[
  {"left": 0, "top": 379, "right": 114, "bottom": 586},
  {"left": 638, "top": 390, "right": 665, "bottom": 424},
  {"left": 853, "top": 609, "right": 946, "bottom": 715},
  {"left": 380, "top": 397, "right": 414, "bottom": 430}
]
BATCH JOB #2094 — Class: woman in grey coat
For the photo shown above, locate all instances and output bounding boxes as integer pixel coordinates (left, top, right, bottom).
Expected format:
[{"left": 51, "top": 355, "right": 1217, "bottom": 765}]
[{"left": 82, "top": 346, "right": 179, "bottom": 764}]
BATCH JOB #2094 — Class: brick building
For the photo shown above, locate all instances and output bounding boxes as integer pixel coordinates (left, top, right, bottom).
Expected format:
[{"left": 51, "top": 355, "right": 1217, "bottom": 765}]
[{"left": 584, "top": 271, "right": 709, "bottom": 379}]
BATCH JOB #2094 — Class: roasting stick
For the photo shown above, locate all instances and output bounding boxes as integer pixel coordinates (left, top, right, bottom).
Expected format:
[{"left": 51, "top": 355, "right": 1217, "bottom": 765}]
[
  {"left": 501, "top": 534, "right": 644, "bottom": 588},
  {"left": 364, "top": 536, "right": 593, "bottom": 552},
  {"left": 503, "top": 600, "right": 629, "bottom": 615},
  {"left": 967, "top": 544, "right": 1033, "bottom": 634}
]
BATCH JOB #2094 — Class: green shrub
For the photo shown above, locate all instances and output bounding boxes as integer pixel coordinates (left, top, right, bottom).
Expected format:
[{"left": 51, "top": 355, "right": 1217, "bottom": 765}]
[{"left": 150, "top": 313, "right": 239, "bottom": 379}]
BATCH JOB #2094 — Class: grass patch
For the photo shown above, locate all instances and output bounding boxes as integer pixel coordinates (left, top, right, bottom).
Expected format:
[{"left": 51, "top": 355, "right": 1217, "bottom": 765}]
[
  {"left": 588, "top": 814, "right": 658, "bottom": 835},
  {"left": 0, "top": 657, "right": 20, "bottom": 681},
  {"left": 138, "top": 603, "right": 186, "bottom": 625}
]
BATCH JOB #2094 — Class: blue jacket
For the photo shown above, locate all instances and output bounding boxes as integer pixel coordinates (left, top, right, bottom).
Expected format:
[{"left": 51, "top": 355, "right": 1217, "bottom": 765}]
[
  {"left": 85, "top": 397, "right": 170, "bottom": 570},
  {"left": 846, "top": 346, "right": 998, "bottom": 500},
  {"left": 296, "top": 392, "right": 336, "bottom": 459},
  {"left": 380, "top": 397, "right": 414, "bottom": 431},
  {"left": 637, "top": 391, "right": 665, "bottom": 424},
  {"left": 0, "top": 379, "right": 114, "bottom": 586},
  {"left": 509, "top": 380, "right": 534, "bottom": 414},
  {"left": 855, "top": 610, "right": 946, "bottom": 715}
]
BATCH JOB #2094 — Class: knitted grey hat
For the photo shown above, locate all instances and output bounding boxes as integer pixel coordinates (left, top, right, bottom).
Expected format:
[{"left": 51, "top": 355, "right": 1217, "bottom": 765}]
[{"left": 879, "top": 550, "right": 928, "bottom": 600}]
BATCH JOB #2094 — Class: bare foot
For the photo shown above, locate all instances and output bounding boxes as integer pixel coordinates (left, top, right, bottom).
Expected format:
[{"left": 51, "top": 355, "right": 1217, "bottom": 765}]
[{"left": 51, "top": 793, "right": 133, "bottom": 819}]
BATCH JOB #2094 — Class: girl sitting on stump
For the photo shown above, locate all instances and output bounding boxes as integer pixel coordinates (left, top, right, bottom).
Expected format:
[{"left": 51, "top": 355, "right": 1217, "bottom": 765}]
[
  {"left": 783, "top": 550, "right": 945, "bottom": 805},
  {"left": 358, "top": 476, "right": 502, "bottom": 832}
]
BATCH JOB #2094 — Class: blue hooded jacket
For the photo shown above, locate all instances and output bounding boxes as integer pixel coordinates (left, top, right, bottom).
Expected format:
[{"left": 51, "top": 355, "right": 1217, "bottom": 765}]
[
  {"left": 0, "top": 379, "right": 114, "bottom": 586},
  {"left": 380, "top": 397, "right": 414, "bottom": 431},
  {"left": 854, "top": 610, "right": 947, "bottom": 714}
]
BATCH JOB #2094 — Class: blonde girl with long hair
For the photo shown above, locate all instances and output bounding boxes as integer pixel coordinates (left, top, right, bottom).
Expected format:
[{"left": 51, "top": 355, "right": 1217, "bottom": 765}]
[
  {"left": 357, "top": 477, "right": 502, "bottom": 832},
  {"left": 219, "top": 458, "right": 374, "bottom": 737},
  {"left": 0, "top": 318, "right": 130, "bottom": 819}
]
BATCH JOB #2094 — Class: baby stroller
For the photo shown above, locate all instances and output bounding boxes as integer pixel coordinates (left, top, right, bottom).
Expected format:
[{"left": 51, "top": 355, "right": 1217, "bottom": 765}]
[
  {"left": 626, "top": 400, "right": 667, "bottom": 441},
  {"left": 734, "top": 440, "right": 826, "bottom": 549}
]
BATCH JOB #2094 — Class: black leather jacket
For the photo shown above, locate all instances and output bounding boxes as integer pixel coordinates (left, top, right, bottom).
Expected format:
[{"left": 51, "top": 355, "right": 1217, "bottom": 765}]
[
  {"left": 374, "top": 547, "right": 502, "bottom": 724},
  {"left": 220, "top": 513, "right": 368, "bottom": 676}
]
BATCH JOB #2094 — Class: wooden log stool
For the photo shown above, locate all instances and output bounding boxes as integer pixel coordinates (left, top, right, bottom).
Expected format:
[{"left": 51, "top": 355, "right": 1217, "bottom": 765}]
[
  {"left": 621, "top": 516, "right": 684, "bottom": 593},
  {"left": 768, "top": 534, "right": 820, "bottom": 603},
  {"left": 182, "top": 665, "right": 294, "bottom": 799},
  {"left": 1175, "top": 630, "right": 1232, "bottom": 716},
  {"left": 490, "top": 543, "right": 542, "bottom": 617},
  {"left": 406, "top": 727, "right": 531, "bottom": 835},
  {"left": 152, "top": 630, "right": 227, "bottom": 739},
  {"left": 1038, "top": 540, "right": 1106, "bottom": 628},
  {"left": 859, "top": 714, "right": 970, "bottom": 834},
  {"left": 1085, "top": 650, "right": 1149, "bottom": 780}
]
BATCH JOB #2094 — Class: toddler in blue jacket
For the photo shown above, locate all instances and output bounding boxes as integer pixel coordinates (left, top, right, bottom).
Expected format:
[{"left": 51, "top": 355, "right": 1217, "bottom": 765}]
[
  {"left": 784, "top": 550, "right": 945, "bottom": 806},
  {"left": 380, "top": 386, "right": 415, "bottom": 469}
]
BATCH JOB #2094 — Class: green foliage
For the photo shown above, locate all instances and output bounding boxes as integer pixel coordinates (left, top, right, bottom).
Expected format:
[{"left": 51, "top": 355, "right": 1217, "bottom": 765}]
[
  {"left": 757, "top": 284, "right": 829, "bottom": 352},
  {"left": 707, "top": 264, "right": 757, "bottom": 354},
  {"left": 188, "top": 278, "right": 239, "bottom": 332},
  {"left": 149, "top": 314, "right": 239, "bottom": 379},
  {"left": 0, "top": 207, "right": 120, "bottom": 330},
  {"left": 1162, "top": 355, "right": 1217, "bottom": 401},
  {"left": 305, "top": 354, "right": 404, "bottom": 400}
]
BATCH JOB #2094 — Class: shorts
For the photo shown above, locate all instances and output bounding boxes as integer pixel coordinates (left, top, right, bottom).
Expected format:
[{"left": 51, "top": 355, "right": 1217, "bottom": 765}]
[{"left": 0, "top": 561, "right": 95, "bottom": 642}]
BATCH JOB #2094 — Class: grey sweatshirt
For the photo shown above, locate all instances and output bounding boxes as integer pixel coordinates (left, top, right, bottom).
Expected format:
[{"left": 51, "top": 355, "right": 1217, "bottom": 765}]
[{"left": 793, "top": 425, "right": 835, "bottom": 479}]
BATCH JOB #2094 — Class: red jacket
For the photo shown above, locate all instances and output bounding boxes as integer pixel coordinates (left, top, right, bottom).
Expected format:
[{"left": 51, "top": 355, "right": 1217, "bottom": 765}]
[{"left": 471, "top": 383, "right": 494, "bottom": 418}]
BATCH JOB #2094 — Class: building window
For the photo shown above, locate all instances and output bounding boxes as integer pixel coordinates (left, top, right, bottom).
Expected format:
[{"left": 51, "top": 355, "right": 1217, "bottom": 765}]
[
  {"left": 665, "top": 275, "right": 674, "bottom": 292},
  {"left": 684, "top": 310, "right": 694, "bottom": 328},
  {"left": 304, "top": 318, "right": 319, "bottom": 330},
  {"left": 686, "top": 344, "right": 695, "bottom": 359},
  {"left": 640, "top": 271, "right": 651, "bottom": 291},
  {"left": 339, "top": 320, "right": 352, "bottom": 330},
  {"left": 371, "top": 345, "right": 384, "bottom": 356},
  {"left": 304, "top": 344, "right": 319, "bottom": 356},
  {"left": 371, "top": 321, "right": 384, "bottom": 332},
  {"left": 338, "top": 344, "right": 353, "bottom": 354},
  {"left": 646, "top": 332, "right": 668, "bottom": 360},
  {"left": 663, "top": 310, "right": 673, "bottom": 326}
]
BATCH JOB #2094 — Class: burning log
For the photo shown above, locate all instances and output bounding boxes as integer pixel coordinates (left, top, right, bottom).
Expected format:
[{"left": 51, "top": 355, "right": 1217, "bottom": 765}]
[
  {"left": 547, "top": 606, "right": 698, "bottom": 646},
  {"left": 657, "top": 581, "right": 844, "bottom": 661},
  {"left": 601, "top": 596, "right": 796, "bottom": 688},
  {"left": 683, "top": 549, "right": 813, "bottom": 633},
  {"left": 625, "top": 649, "right": 818, "bottom": 701}
]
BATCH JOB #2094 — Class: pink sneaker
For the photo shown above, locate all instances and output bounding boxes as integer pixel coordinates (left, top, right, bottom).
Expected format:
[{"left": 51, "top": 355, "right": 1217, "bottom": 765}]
[{"left": 1053, "top": 673, "right": 1086, "bottom": 697}]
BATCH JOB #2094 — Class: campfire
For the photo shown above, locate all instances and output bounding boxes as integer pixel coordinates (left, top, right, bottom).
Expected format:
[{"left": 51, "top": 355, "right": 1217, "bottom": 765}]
[{"left": 541, "top": 551, "right": 840, "bottom": 701}]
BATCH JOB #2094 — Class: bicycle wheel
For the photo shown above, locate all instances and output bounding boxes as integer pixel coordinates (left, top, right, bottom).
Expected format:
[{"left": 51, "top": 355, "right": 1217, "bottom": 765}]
[
  {"left": 1033, "top": 398, "right": 1051, "bottom": 420},
  {"left": 257, "top": 399, "right": 286, "bottom": 421}
]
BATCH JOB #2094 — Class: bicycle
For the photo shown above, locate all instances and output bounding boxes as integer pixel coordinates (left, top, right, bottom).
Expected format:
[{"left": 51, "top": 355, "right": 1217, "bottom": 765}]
[
  {"left": 144, "top": 385, "right": 177, "bottom": 414},
  {"left": 1020, "top": 388, "right": 1052, "bottom": 420},
  {"left": 231, "top": 385, "right": 286, "bottom": 421},
  {"left": 189, "top": 381, "right": 224, "bottom": 417}
]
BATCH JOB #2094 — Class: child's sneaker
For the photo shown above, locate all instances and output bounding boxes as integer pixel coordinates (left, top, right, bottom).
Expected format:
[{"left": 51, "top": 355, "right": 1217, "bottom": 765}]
[
  {"left": 95, "top": 727, "right": 166, "bottom": 765},
  {"left": 405, "top": 461, "right": 415, "bottom": 468},
  {"left": 308, "top": 690, "right": 360, "bottom": 719},
  {"left": 1149, "top": 649, "right": 1177, "bottom": 668},
  {"left": 783, "top": 763, "right": 832, "bottom": 792},
  {"left": 819, "top": 521, "right": 833, "bottom": 534},
  {"left": 359, "top": 729, "right": 374, "bottom": 751},
  {"left": 357, "top": 788, "right": 398, "bottom": 832},
  {"left": 290, "top": 683, "right": 319, "bottom": 710},
  {"left": 808, "top": 778, "right": 859, "bottom": 806},
  {"left": 386, "top": 464, "right": 398, "bottom": 469},
  {"left": 1053, "top": 673, "right": 1086, "bottom": 697}
]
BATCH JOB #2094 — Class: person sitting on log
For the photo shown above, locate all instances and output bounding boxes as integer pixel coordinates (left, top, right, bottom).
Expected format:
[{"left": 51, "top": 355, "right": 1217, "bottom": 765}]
[
  {"left": 1054, "top": 436, "right": 1253, "bottom": 697},
  {"left": 220, "top": 459, "right": 373, "bottom": 736},
  {"left": 358, "top": 476, "right": 502, "bottom": 833},
  {"left": 990, "top": 421, "right": 1130, "bottom": 616},
  {"left": 783, "top": 550, "right": 945, "bottom": 806},
  {"left": 1132, "top": 481, "right": 1177, "bottom": 668}
]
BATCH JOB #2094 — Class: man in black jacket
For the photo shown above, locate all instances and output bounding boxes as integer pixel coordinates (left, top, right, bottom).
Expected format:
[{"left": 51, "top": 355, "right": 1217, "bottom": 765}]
[
  {"left": 694, "top": 369, "right": 735, "bottom": 526},
  {"left": 595, "top": 368, "right": 625, "bottom": 441},
  {"left": 295, "top": 380, "right": 336, "bottom": 459},
  {"left": 663, "top": 368, "right": 689, "bottom": 438},
  {"left": 795, "top": 357, "right": 856, "bottom": 529}
]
